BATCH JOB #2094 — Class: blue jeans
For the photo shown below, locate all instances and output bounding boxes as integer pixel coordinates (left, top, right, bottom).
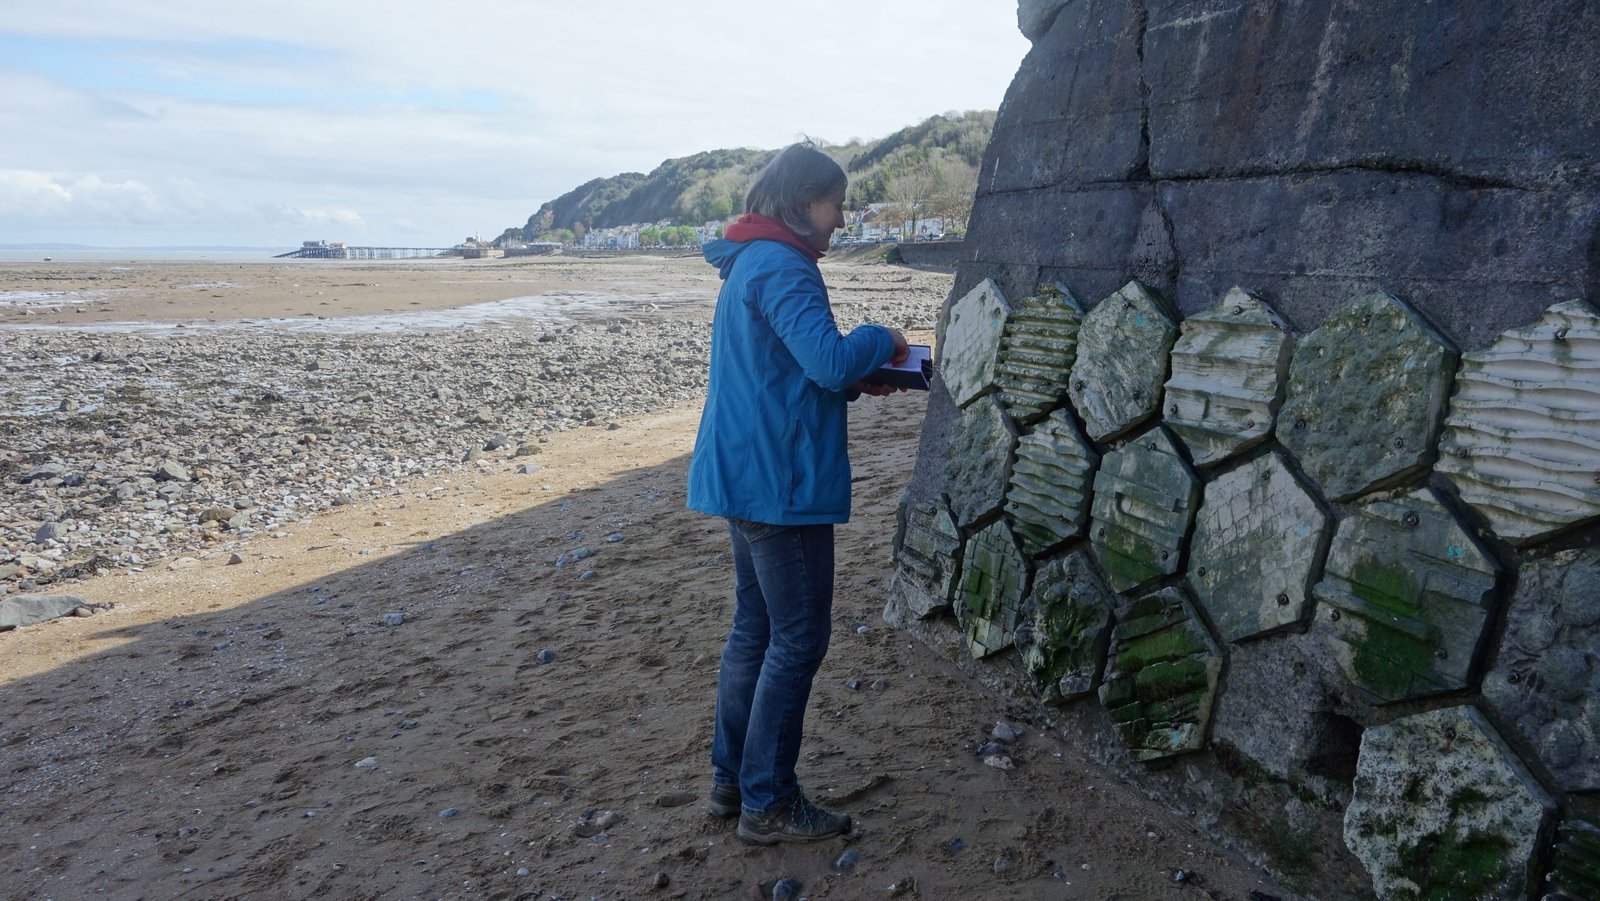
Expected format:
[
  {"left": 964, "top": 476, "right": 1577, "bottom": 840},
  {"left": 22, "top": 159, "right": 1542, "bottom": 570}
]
[{"left": 711, "top": 519, "right": 835, "bottom": 814}]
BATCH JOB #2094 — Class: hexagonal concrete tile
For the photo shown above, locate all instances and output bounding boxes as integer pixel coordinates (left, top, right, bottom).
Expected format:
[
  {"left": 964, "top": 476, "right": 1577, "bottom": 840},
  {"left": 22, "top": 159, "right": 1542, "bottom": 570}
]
[
  {"left": 1006, "top": 408, "right": 1098, "bottom": 559},
  {"left": 1278, "top": 292, "right": 1456, "bottom": 502},
  {"left": 939, "top": 278, "right": 1010, "bottom": 408},
  {"left": 1187, "top": 451, "right": 1329, "bottom": 643},
  {"left": 944, "top": 394, "right": 1018, "bottom": 529},
  {"left": 889, "top": 494, "right": 963, "bottom": 621},
  {"left": 1312, "top": 488, "right": 1500, "bottom": 704},
  {"left": 1437, "top": 299, "right": 1600, "bottom": 546},
  {"left": 1164, "top": 286, "right": 1293, "bottom": 468},
  {"left": 1482, "top": 547, "right": 1600, "bottom": 792},
  {"left": 993, "top": 282, "right": 1084, "bottom": 426},
  {"left": 1344, "top": 706, "right": 1553, "bottom": 901},
  {"left": 1099, "top": 586, "right": 1223, "bottom": 761},
  {"left": 1015, "top": 550, "right": 1114, "bottom": 704},
  {"left": 956, "top": 520, "right": 1028, "bottom": 659},
  {"left": 1069, "top": 280, "right": 1178, "bottom": 442},
  {"left": 1088, "top": 426, "right": 1199, "bottom": 593}
]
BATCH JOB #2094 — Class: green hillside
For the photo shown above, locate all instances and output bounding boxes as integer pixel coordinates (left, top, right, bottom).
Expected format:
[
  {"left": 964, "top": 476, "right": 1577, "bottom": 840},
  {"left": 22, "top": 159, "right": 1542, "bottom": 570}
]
[{"left": 502, "top": 110, "right": 994, "bottom": 245}]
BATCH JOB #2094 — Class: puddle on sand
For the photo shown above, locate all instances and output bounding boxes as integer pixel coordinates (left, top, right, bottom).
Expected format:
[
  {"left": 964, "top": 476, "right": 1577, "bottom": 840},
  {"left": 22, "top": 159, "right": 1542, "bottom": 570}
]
[
  {"left": 0, "top": 290, "right": 106, "bottom": 309},
  {"left": 0, "top": 290, "right": 709, "bottom": 334}
]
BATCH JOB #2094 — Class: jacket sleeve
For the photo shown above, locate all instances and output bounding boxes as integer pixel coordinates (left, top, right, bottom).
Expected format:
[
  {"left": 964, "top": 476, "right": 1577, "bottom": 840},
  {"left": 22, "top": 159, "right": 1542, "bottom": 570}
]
[{"left": 747, "top": 254, "right": 896, "bottom": 392}]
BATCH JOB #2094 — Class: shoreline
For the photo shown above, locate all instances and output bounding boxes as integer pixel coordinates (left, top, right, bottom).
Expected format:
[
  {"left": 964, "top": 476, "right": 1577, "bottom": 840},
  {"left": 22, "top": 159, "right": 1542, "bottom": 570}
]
[{"left": 0, "top": 255, "right": 950, "bottom": 596}]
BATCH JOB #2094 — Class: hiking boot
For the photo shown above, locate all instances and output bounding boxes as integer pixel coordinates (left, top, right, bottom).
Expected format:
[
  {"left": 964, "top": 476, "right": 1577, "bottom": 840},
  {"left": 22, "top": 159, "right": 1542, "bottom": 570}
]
[
  {"left": 705, "top": 782, "right": 740, "bottom": 819},
  {"left": 736, "top": 790, "right": 851, "bottom": 844}
]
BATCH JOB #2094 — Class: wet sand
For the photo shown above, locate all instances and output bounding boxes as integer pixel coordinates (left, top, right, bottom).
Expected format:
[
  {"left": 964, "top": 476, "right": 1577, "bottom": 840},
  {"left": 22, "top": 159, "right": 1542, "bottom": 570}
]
[{"left": 0, "top": 254, "right": 1297, "bottom": 900}]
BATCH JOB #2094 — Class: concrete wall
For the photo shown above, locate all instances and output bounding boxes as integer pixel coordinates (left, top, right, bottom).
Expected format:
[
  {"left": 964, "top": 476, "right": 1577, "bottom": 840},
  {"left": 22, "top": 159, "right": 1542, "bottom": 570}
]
[{"left": 890, "top": 3, "right": 1600, "bottom": 897}]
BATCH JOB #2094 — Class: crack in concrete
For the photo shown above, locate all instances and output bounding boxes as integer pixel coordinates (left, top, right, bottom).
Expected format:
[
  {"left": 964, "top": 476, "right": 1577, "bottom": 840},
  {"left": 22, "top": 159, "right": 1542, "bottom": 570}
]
[{"left": 1131, "top": 0, "right": 1153, "bottom": 183}]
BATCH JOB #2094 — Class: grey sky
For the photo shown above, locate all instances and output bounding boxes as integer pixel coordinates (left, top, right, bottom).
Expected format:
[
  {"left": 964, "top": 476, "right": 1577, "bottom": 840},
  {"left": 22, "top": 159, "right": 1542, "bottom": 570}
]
[{"left": 0, "top": 1, "right": 1028, "bottom": 248}]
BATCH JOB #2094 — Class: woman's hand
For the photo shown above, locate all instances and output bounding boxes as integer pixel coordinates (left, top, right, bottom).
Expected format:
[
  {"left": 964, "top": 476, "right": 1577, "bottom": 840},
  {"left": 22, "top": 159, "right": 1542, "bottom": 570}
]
[
  {"left": 849, "top": 380, "right": 905, "bottom": 396},
  {"left": 887, "top": 328, "right": 910, "bottom": 365}
]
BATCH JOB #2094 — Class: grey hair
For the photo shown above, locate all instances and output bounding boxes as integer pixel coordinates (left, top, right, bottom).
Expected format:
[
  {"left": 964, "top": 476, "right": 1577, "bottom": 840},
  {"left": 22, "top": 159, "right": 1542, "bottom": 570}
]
[{"left": 744, "top": 141, "right": 847, "bottom": 237}]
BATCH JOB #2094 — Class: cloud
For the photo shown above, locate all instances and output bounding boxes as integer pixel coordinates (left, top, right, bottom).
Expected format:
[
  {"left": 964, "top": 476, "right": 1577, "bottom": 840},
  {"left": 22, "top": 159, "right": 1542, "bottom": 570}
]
[
  {"left": 0, "top": 170, "right": 164, "bottom": 222},
  {"left": 0, "top": 1, "right": 1029, "bottom": 245}
]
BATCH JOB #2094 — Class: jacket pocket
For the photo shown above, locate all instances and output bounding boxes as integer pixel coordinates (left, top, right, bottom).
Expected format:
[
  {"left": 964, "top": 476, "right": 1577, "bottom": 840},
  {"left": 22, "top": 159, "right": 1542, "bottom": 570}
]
[
  {"left": 730, "top": 518, "right": 792, "bottom": 543},
  {"left": 785, "top": 418, "right": 801, "bottom": 507}
]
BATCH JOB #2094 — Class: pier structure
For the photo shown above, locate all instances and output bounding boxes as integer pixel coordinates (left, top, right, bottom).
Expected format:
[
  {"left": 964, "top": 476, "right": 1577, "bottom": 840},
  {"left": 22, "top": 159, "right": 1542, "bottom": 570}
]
[{"left": 275, "top": 240, "right": 456, "bottom": 260}]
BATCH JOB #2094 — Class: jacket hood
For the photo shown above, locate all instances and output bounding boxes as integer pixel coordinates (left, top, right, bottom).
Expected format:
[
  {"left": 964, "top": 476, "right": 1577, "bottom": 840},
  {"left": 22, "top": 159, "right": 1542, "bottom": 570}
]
[{"left": 702, "top": 238, "right": 752, "bottom": 279}]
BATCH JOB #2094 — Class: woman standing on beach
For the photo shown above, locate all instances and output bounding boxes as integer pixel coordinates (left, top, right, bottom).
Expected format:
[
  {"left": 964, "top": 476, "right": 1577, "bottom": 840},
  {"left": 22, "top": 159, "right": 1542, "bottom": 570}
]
[{"left": 687, "top": 142, "right": 909, "bottom": 844}]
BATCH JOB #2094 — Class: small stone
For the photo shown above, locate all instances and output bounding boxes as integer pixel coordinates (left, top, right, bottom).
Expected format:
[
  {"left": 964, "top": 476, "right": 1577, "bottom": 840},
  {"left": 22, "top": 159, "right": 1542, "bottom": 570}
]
[
  {"left": 594, "top": 810, "right": 622, "bottom": 829},
  {"left": 992, "top": 722, "right": 1023, "bottom": 743},
  {"left": 652, "top": 870, "right": 670, "bottom": 889},
  {"left": 34, "top": 522, "right": 61, "bottom": 544},
  {"left": 73, "top": 606, "right": 93, "bottom": 618},
  {"left": 555, "top": 547, "right": 595, "bottom": 568},
  {"left": 383, "top": 612, "right": 405, "bottom": 627},
  {"left": 515, "top": 444, "right": 542, "bottom": 457},
  {"left": 982, "top": 754, "right": 1014, "bottom": 770},
  {"left": 483, "top": 434, "right": 509, "bottom": 451},
  {"left": 771, "top": 878, "right": 802, "bottom": 901},
  {"left": 227, "top": 553, "right": 244, "bottom": 565},
  {"left": 1173, "top": 868, "right": 1194, "bottom": 883},
  {"left": 517, "top": 867, "right": 531, "bottom": 877},
  {"left": 870, "top": 679, "right": 889, "bottom": 691},
  {"left": 833, "top": 849, "right": 860, "bottom": 871},
  {"left": 591, "top": 832, "right": 609, "bottom": 844},
  {"left": 354, "top": 757, "right": 378, "bottom": 768},
  {"left": 606, "top": 422, "right": 622, "bottom": 431},
  {"left": 944, "top": 837, "right": 967, "bottom": 855},
  {"left": 438, "top": 807, "right": 459, "bottom": 819},
  {"left": 155, "top": 460, "right": 190, "bottom": 482},
  {"left": 536, "top": 649, "right": 556, "bottom": 664},
  {"left": 605, "top": 532, "right": 624, "bottom": 543},
  {"left": 846, "top": 679, "right": 863, "bottom": 691},
  {"left": 579, "top": 570, "right": 596, "bottom": 581},
  {"left": 993, "top": 855, "right": 1014, "bottom": 874},
  {"left": 975, "top": 741, "right": 1006, "bottom": 756}
]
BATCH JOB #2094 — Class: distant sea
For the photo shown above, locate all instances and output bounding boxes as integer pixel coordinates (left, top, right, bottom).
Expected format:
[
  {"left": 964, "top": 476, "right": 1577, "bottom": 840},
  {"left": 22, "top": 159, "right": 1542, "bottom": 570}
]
[{"left": 0, "top": 246, "right": 286, "bottom": 263}]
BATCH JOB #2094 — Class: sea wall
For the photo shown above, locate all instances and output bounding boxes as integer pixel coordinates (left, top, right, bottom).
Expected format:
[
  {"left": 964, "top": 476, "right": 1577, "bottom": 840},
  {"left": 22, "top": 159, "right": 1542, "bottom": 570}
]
[
  {"left": 888, "top": 3, "right": 1600, "bottom": 898},
  {"left": 888, "top": 240, "right": 965, "bottom": 271}
]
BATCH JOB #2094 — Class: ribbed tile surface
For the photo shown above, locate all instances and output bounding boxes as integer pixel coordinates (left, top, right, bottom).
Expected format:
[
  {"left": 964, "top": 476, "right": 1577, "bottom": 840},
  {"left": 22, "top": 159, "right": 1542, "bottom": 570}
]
[
  {"left": 993, "top": 283, "right": 1083, "bottom": 425},
  {"left": 1099, "top": 586, "right": 1222, "bottom": 761},
  {"left": 1005, "top": 409, "right": 1098, "bottom": 558},
  {"left": 1164, "top": 287, "right": 1293, "bottom": 468},
  {"left": 1436, "top": 299, "right": 1600, "bottom": 545}
]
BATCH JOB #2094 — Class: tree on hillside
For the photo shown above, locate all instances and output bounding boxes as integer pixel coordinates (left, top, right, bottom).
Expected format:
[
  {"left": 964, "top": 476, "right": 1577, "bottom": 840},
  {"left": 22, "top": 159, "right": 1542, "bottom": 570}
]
[
  {"left": 885, "top": 164, "right": 936, "bottom": 238},
  {"left": 928, "top": 157, "right": 979, "bottom": 234}
]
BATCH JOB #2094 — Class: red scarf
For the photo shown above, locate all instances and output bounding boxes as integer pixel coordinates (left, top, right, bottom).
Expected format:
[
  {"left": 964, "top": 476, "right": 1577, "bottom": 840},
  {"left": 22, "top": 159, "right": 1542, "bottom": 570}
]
[{"left": 723, "top": 212, "right": 823, "bottom": 260}]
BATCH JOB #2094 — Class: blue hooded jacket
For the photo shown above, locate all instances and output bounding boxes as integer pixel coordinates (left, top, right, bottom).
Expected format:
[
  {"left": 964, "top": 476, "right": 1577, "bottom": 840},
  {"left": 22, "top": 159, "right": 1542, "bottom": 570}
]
[{"left": 687, "top": 237, "right": 897, "bottom": 524}]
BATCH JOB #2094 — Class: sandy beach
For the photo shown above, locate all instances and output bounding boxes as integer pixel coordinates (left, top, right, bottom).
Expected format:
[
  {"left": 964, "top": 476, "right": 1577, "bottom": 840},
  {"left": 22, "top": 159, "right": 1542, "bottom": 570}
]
[{"left": 0, "top": 255, "right": 1297, "bottom": 900}]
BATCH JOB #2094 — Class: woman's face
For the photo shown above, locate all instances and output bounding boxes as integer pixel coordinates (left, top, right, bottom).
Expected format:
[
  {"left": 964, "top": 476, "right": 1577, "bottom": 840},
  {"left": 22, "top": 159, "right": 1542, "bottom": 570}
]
[{"left": 804, "top": 191, "right": 847, "bottom": 252}]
